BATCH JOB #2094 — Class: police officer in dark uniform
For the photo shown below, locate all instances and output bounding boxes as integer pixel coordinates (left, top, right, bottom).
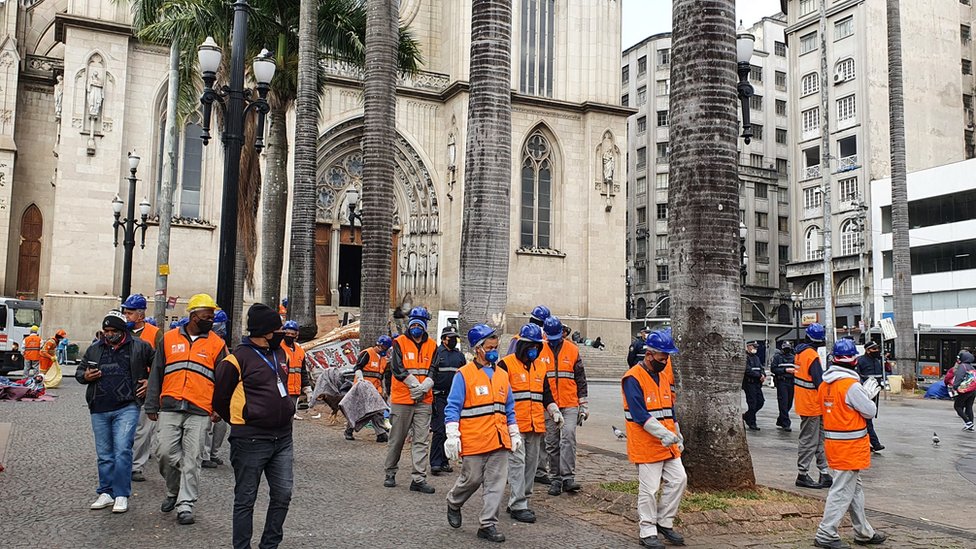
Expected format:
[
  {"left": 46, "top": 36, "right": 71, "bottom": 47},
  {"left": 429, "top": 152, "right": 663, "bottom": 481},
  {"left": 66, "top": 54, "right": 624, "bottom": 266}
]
[
  {"left": 742, "top": 340, "right": 766, "bottom": 431},
  {"left": 428, "top": 325, "right": 466, "bottom": 474},
  {"left": 856, "top": 341, "right": 885, "bottom": 452},
  {"left": 627, "top": 328, "right": 650, "bottom": 367},
  {"left": 770, "top": 340, "right": 797, "bottom": 432}
]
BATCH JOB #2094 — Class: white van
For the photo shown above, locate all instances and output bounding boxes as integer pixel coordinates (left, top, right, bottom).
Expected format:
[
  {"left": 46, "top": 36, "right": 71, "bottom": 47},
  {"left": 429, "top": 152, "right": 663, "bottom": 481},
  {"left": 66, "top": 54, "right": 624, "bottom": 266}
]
[{"left": 0, "top": 298, "right": 43, "bottom": 375}]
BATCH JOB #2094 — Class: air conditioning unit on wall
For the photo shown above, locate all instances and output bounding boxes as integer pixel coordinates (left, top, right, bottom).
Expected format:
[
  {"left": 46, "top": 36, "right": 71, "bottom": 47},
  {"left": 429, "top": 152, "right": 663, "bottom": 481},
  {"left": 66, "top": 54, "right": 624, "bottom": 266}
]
[{"left": 833, "top": 72, "right": 846, "bottom": 85}]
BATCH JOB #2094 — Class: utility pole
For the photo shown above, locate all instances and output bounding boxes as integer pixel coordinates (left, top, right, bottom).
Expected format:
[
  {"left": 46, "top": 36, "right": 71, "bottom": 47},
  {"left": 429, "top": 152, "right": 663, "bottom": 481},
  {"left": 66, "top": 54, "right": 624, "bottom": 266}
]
[
  {"left": 854, "top": 198, "right": 870, "bottom": 336},
  {"left": 154, "top": 44, "right": 180, "bottom": 326},
  {"left": 818, "top": 0, "right": 835, "bottom": 349}
]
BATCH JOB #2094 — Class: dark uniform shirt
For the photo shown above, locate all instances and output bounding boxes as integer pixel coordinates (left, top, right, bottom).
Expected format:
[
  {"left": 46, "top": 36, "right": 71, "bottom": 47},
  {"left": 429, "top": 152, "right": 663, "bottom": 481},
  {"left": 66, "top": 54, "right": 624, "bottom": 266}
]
[
  {"left": 742, "top": 353, "right": 766, "bottom": 387},
  {"left": 428, "top": 345, "right": 466, "bottom": 394}
]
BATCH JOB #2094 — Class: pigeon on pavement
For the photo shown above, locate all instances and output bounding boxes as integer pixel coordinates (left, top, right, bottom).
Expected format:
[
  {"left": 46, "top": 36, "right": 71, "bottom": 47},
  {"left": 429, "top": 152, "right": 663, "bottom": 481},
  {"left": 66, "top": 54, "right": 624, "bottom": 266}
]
[
  {"left": 933, "top": 432, "right": 941, "bottom": 447},
  {"left": 612, "top": 425, "right": 626, "bottom": 439}
]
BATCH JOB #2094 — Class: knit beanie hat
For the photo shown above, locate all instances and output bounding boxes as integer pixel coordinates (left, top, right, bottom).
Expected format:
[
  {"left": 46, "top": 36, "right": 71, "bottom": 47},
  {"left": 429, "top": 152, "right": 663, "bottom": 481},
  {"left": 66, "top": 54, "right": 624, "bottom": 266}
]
[
  {"left": 247, "top": 303, "right": 282, "bottom": 336},
  {"left": 103, "top": 309, "right": 127, "bottom": 332}
]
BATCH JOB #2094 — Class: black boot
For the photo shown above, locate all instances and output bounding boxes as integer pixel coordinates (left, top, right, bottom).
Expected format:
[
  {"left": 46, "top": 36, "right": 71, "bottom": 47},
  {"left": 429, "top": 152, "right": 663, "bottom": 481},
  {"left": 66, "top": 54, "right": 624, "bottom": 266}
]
[
  {"left": 548, "top": 479, "right": 563, "bottom": 496},
  {"left": 344, "top": 428, "right": 354, "bottom": 440},
  {"left": 477, "top": 526, "right": 505, "bottom": 543},
  {"left": 853, "top": 531, "right": 888, "bottom": 545},
  {"left": 795, "top": 474, "right": 822, "bottom": 489},
  {"left": 410, "top": 480, "right": 436, "bottom": 494},
  {"left": 819, "top": 473, "right": 833, "bottom": 488},
  {"left": 562, "top": 479, "right": 582, "bottom": 493},
  {"left": 640, "top": 535, "right": 665, "bottom": 548},
  {"left": 383, "top": 474, "right": 396, "bottom": 488},
  {"left": 658, "top": 526, "right": 685, "bottom": 545},
  {"left": 509, "top": 508, "right": 536, "bottom": 523},
  {"left": 376, "top": 433, "right": 388, "bottom": 443},
  {"left": 447, "top": 505, "right": 462, "bottom": 529}
]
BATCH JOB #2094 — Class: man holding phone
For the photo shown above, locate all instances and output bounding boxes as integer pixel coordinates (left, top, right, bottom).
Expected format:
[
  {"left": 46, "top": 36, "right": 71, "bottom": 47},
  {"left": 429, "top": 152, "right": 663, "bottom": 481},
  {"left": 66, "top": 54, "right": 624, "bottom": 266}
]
[{"left": 75, "top": 310, "right": 155, "bottom": 514}]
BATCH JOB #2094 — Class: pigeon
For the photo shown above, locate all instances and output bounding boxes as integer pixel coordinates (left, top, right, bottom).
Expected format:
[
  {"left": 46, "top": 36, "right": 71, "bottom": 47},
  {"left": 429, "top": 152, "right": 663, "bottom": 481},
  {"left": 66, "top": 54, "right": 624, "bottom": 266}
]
[
  {"left": 612, "top": 425, "right": 626, "bottom": 440},
  {"left": 933, "top": 432, "right": 940, "bottom": 447}
]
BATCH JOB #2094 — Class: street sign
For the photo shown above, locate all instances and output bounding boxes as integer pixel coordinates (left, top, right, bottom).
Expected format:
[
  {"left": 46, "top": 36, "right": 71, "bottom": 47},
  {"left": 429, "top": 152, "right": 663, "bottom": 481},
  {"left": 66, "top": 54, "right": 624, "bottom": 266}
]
[
  {"left": 919, "top": 323, "right": 932, "bottom": 332},
  {"left": 159, "top": 264, "right": 170, "bottom": 276},
  {"left": 801, "top": 312, "right": 819, "bottom": 326},
  {"left": 879, "top": 318, "right": 897, "bottom": 341}
]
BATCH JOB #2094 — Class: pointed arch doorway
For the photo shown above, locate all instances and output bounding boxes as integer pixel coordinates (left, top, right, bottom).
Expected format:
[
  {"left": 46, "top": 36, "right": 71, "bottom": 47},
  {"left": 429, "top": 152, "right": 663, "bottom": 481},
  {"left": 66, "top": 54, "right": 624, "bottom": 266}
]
[{"left": 17, "top": 205, "right": 42, "bottom": 298}]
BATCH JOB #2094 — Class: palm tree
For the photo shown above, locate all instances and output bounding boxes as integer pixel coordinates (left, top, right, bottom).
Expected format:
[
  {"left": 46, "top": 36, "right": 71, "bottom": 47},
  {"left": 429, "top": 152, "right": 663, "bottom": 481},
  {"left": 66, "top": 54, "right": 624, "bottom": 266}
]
[
  {"left": 359, "top": 0, "right": 398, "bottom": 347},
  {"left": 459, "top": 0, "right": 512, "bottom": 335},
  {"left": 886, "top": 0, "right": 915, "bottom": 389},
  {"left": 668, "top": 0, "right": 756, "bottom": 490}
]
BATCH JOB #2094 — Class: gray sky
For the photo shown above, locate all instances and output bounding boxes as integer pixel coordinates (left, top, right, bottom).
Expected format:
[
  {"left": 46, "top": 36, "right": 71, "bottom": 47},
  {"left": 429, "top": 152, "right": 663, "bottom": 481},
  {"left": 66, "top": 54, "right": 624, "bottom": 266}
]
[{"left": 622, "top": 0, "right": 784, "bottom": 50}]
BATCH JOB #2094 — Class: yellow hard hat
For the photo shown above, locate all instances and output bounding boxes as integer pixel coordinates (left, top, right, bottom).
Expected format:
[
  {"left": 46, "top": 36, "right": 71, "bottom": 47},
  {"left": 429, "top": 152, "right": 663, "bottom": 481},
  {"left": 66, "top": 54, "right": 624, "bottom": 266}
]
[
  {"left": 30, "top": 325, "right": 39, "bottom": 332},
  {"left": 186, "top": 293, "right": 219, "bottom": 313}
]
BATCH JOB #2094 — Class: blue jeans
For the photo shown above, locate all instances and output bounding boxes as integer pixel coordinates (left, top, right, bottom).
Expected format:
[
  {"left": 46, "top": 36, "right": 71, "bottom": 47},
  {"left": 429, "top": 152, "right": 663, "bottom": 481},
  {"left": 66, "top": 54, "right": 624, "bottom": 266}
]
[
  {"left": 90, "top": 403, "right": 140, "bottom": 498},
  {"left": 230, "top": 435, "right": 294, "bottom": 549}
]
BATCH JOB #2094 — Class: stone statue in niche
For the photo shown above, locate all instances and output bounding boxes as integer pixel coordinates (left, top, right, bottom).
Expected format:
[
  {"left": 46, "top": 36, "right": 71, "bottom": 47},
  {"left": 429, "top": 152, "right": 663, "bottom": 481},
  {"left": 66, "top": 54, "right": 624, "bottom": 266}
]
[
  {"left": 601, "top": 132, "right": 616, "bottom": 184},
  {"left": 53, "top": 75, "right": 64, "bottom": 120},
  {"left": 408, "top": 243, "right": 418, "bottom": 293},
  {"left": 399, "top": 242, "right": 409, "bottom": 292},
  {"left": 428, "top": 243, "right": 438, "bottom": 294},
  {"left": 87, "top": 69, "right": 104, "bottom": 119},
  {"left": 418, "top": 243, "right": 428, "bottom": 294}
]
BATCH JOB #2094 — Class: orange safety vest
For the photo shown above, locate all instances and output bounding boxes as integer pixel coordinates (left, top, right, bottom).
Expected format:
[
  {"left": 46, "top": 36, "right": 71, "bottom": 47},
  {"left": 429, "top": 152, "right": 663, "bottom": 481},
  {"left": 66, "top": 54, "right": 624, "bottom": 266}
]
[
  {"left": 819, "top": 376, "right": 870, "bottom": 471},
  {"left": 39, "top": 337, "right": 58, "bottom": 371},
  {"left": 160, "top": 328, "right": 226, "bottom": 414},
  {"left": 282, "top": 342, "right": 306, "bottom": 396},
  {"left": 499, "top": 354, "right": 546, "bottom": 434},
  {"left": 137, "top": 323, "right": 161, "bottom": 350},
  {"left": 23, "top": 334, "right": 41, "bottom": 361},
  {"left": 793, "top": 347, "right": 822, "bottom": 417},
  {"left": 361, "top": 347, "right": 388, "bottom": 396},
  {"left": 390, "top": 334, "right": 435, "bottom": 405},
  {"left": 540, "top": 339, "right": 581, "bottom": 408},
  {"left": 457, "top": 361, "right": 512, "bottom": 456},
  {"left": 622, "top": 364, "right": 681, "bottom": 464}
]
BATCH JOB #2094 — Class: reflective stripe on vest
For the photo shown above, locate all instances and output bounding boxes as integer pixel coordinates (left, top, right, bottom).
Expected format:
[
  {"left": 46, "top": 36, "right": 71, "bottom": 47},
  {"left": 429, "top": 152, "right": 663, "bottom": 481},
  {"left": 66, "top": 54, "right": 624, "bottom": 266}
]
[
  {"left": 624, "top": 407, "right": 674, "bottom": 421},
  {"left": 621, "top": 365, "right": 680, "bottom": 464},
  {"left": 540, "top": 341, "right": 581, "bottom": 408},
  {"left": 163, "top": 361, "right": 216, "bottom": 381},
  {"left": 820, "top": 376, "right": 871, "bottom": 470},
  {"left": 794, "top": 377, "right": 816, "bottom": 390},
  {"left": 458, "top": 362, "right": 512, "bottom": 456},
  {"left": 459, "top": 403, "right": 508, "bottom": 418},
  {"left": 793, "top": 347, "right": 822, "bottom": 417},
  {"left": 500, "top": 354, "right": 547, "bottom": 433},
  {"left": 160, "top": 328, "right": 225, "bottom": 413},
  {"left": 824, "top": 428, "right": 869, "bottom": 440}
]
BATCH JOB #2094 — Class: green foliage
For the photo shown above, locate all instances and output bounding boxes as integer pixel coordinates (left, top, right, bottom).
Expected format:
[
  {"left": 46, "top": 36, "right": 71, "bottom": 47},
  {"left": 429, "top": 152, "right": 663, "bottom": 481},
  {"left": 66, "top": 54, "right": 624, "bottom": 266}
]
[{"left": 599, "top": 483, "right": 804, "bottom": 514}]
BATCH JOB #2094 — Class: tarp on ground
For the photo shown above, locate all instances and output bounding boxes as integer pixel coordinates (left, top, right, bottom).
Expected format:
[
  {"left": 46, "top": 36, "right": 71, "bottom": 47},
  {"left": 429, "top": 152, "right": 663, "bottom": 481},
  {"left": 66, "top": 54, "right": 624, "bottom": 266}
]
[
  {"left": 924, "top": 380, "right": 952, "bottom": 400},
  {"left": 340, "top": 381, "right": 388, "bottom": 431}
]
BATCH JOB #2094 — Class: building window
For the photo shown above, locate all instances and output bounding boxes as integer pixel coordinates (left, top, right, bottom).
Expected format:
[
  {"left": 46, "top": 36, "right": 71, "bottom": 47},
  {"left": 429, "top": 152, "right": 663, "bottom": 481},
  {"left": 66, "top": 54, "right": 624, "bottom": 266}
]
[
  {"left": 779, "top": 244, "right": 790, "bottom": 262},
  {"left": 637, "top": 266, "right": 647, "bottom": 285},
  {"left": 755, "top": 241, "right": 769, "bottom": 259},
  {"left": 965, "top": 59, "right": 973, "bottom": 75},
  {"left": 657, "top": 265, "right": 670, "bottom": 282},
  {"left": 637, "top": 56, "right": 647, "bottom": 75},
  {"left": 750, "top": 65, "right": 763, "bottom": 82},
  {"left": 657, "top": 79, "right": 670, "bottom": 95},
  {"left": 775, "top": 41, "right": 787, "bottom": 57},
  {"left": 621, "top": 94, "right": 629, "bottom": 106},
  {"left": 755, "top": 182, "right": 768, "bottom": 199},
  {"left": 805, "top": 226, "right": 823, "bottom": 260},
  {"left": 656, "top": 173, "right": 669, "bottom": 189},
  {"left": 776, "top": 128, "right": 788, "bottom": 144},
  {"left": 636, "top": 207, "right": 647, "bottom": 224},
  {"left": 656, "top": 110, "right": 669, "bottom": 127},
  {"left": 968, "top": 129, "right": 976, "bottom": 159},
  {"left": 804, "top": 279, "right": 824, "bottom": 299},
  {"left": 881, "top": 238, "right": 976, "bottom": 276},
  {"left": 800, "top": 32, "right": 818, "bottom": 54},
  {"left": 776, "top": 158, "right": 788, "bottom": 175},
  {"left": 656, "top": 203, "right": 668, "bottom": 220},
  {"left": 838, "top": 135, "right": 858, "bottom": 162},
  {"left": 756, "top": 272, "right": 770, "bottom": 287},
  {"left": 637, "top": 117, "right": 648, "bottom": 136},
  {"left": 155, "top": 100, "right": 206, "bottom": 219},
  {"left": 637, "top": 86, "right": 647, "bottom": 105},
  {"left": 519, "top": 129, "right": 556, "bottom": 248},
  {"left": 802, "top": 107, "right": 820, "bottom": 134},
  {"left": 752, "top": 124, "right": 764, "bottom": 141},
  {"left": 657, "top": 48, "right": 670, "bottom": 66},
  {"left": 801, "top": 73, "right": 819, "bottom": 96},
  {"left": 836, "top": 58, "right": 856, "bottom": 81},
  {"left": 800, "top": 0, "right": 816, "bottom": 16},
  {"left": 750, "top": 95, "right": 763, "bottom": 111},
  {"left": 636, "top": 147, "right": 647, "bottom": 170},
  {"left": 837, "top": 95, "right": 856, "bottom": 122},
  {"left": 840, "top": 218, "right": 860, "bottom": 256},
  {"left": 803, "top": 187, "right": 822, "bottom": 210},
  {"left": 835, "top": 17, "right": 854, "bottom": 40},
  {"left": 750, "top": 153, "right": 764, "bottom": 168},
  {"left": 775, "top": 71, "right": 787, "bottom": 91},
  {"left": 964, "top": 24, "right": 972, "bottom": 44},
  {"left": 519, "top": 0, "right": 556, "bottom": 97},
  {"left": 636, "top": 176, "right": 647, "bottom": 195},
  {"left": 778, "top": 215, "right": 789, "bottom": 232},
  {"left": 838, "top": 276, "right": 861, "bottom": 296},
  {"left": 622, "top": 65, "right": 629, "bottom": 85},
  {"left": 755, "top": 212, "right": 768, "bottom": 228},
  {"left": 776, "top": 99, "right": 787, "bottom": 117},
  {"left": 838, "top": 177, "right": 858, "bottom": 201},
  {"left": 656, "top": 142, "right": 669, "bottom": 159}
]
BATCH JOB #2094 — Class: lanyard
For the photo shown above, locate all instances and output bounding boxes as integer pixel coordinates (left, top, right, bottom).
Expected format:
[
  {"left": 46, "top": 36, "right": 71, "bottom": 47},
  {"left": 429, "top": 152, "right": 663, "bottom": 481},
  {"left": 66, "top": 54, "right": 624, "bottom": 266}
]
[{"left": 249, "top": 345, "right": 283, "bottom": 380}]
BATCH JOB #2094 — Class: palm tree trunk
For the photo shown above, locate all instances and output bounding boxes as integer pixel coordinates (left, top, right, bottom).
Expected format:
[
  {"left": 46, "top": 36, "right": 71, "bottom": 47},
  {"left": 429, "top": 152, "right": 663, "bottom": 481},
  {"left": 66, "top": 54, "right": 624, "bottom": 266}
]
[
  {"left": 668, "top": 0, "right": 755, "bottom": 490},
  {"left": 886, "top": 0, "right": 915, "bottom": 389},
  {"left": 287, "top": 0, "right": 320, "bottom": 341},
  {"left": 261, "top": 108, "right": 289, "bottom": 308},
  {"left": 360, "top": 0, "right": 398, "bottom": 347},
  {"left": 459, "top": 0, "right": 512, "bottom": 336}
]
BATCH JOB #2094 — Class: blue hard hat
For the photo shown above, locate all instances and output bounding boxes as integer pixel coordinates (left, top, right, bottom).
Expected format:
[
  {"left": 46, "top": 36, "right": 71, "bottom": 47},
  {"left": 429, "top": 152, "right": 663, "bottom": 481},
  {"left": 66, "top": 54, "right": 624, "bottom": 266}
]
[
  {"left": 214, "top": 310, "right": 228, "bottom": 323},
  {"left": 832, "top": 338, "right": 858, "bottom": 358},
  {"left": 377, "top": 335, "right": 394, "bottom": 349},
  {"left": 282, "top": 297, "right": 289, "bottom": 307},
  {"left": 530, "top": 305, "right": 551, "bottom": 323},
  {"left": 122, "top": 294, "right": 148, "bottom": 310},
  {"left": 176, "top": 317, "right": 189, "bottom": 328},
  {"left": 518, "top": 323, "right": 545, "bottom": 343},
  {"left": 543, "top": 316, "right": 564, "bottom": 340},
  {"left": 646, "top": 329, "right": 679, "bottom": 355},
  {"left": 805, "top": 323, "right": 825, "bottom": 342},
  {"left": 283, "top": 320, "right": 299, "bottom": 331},
  {"left": 408, "top": 306, "right": 431, "bottom": 321},
  {"left": 145, "top": 317, "right": 157, "bottom": 327},
  {"left": 467, "top": 324, "right": 497, "bottom": 348}
]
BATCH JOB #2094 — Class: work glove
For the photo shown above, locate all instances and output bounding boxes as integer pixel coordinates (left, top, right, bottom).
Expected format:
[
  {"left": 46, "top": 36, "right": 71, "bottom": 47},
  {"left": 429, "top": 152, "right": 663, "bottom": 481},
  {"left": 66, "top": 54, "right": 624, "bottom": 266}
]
[
  {"left": 303, "top": 386, "right": 313, "bottom": 397},
  {"left": 404, "top": 374, "right": 420, "bottom": 388},
  {"left": 445, "top": 422, "right": 462, "bottom": 461},
  {"left": 675, "top": 423, "right": 685, "bottom": 453},
  {"left": 354, "top": 370, "right": 364, "bottom": 383},
  {"left": 577, "top": 400, "right": 589, "bottom": 426},
  {"left": 410, "top": 378, "right": 434, "bottom": 401},
  {"left": 643, "top": 417, "right": 680, "bottom": 447},
  {"left": 862, "top": 377, "right": 882, "bottom": 399},
  {"left": 509, "top": 424, "right": 523, "bottom": 454},
  {"left": 547, "top": 403, "right": 564, "bottom": 427}
]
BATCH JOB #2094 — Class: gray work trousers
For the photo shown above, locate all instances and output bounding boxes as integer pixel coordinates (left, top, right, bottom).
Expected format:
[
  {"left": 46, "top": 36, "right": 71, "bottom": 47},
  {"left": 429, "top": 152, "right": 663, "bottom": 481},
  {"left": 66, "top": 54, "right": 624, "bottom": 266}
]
[
  {"left": 545, "top": 406, "right": 579, "bottom": 482},
  {"left": 507, "top": 432, "right": 544, "bottom": 511},
  {"left": 815, "top": 469, "right": 876, "bottom": 543},
  {"left": 132, "top": 407, "right": 156, "bottom": 472},
  {"left": 637, "top": 458, "right": 688, "bottom": 539},
  {"left": 797, "top": 415, "right": 828, "bottom": 475},
  {"left": 24, "top": 360, "right": 40, "bottom": 378},
  {"left": 383, "top": 402, "right": 431, "bottom": 483},
  {"left": 156, "top": 411, "right": 210, "bottom": 513},
  {"left": 204, "top": 419, "right": 228, "bottom": 460},
  {"left": 446, "top": 449, "right": 509, "bottom": 528}
]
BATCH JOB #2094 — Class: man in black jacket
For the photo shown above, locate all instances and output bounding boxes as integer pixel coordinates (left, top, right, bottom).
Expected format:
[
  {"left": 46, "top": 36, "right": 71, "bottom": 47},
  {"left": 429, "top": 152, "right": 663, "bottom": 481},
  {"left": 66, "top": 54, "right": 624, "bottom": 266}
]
[
  {"left": 627, "top": 328, "right": 650, "bottom": 367},
  {"left": 213, "top": 303, "right": 295, "bottom": 549},
  {"left": 741, "top": 340, "right": 766, "bottom": 431},
  {"left": 855, "top": 341, "right": 885, "bottom": 451},
  {"left": 428, "top": 325, "right": 465, "bottom": 474},
  {"left": 770, "top": 340, "right": 796, "bottom": 432},
  {"left": 76, "top": 310, "right": 154, "bottom": 514}
]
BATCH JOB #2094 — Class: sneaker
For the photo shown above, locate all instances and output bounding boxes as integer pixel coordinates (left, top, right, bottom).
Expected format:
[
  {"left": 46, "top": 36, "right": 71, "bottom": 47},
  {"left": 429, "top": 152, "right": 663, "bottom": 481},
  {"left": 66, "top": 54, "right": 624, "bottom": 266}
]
[
  {"left": 819, "top": 473, "right": 833, "bottom": 488},
  {"left": 548, "top": 479, "right": 563, "bottom": 496},
  {"left": 658, "top": 526, "right": 685, "bottom": 545},
  {"left": 795, "top": 474, "right": 822, "bottom": 489},
  {"left": 131, "top": 470, "right": 146, "bottom": 482},
  {"left": 90, "top": 493, "right": 114, "bottom": 510},
  {"left": 447, "top": 505, "right": 462, "bottom": 528},
  {"left": 201, "top": 460, "right": 218, "bottom": 469},
  {"left": 853, "top": 531, "right": 888, "bottom": 545},
  {"left": 640, "top": 535, "right": 666, "bottom": 549},
  {"left": 477, "top": 526, "right": 505, "bottom": 543},
  {"left": 409, "top": 480, "right": 435, "bottom": 494},
  {"left": 814, "top": 538, "right": 851, "bottom": 549},
  {"left": 870, "top": 444, "right": 885, "bottom": 453},
  {"left": 112, "top": 497, "right": 128, "bottom": 514},
  {"left": 376, "top": 433, "right": 389, "bottom": 443},
  {"left": 160, "top": 496, "right": 177, "bottom": 513},
  {"left": 177, "top": 511, "right": 195, "bottom": 525},
  {"left": 383, "top": 474, "right": 396, "bottom": 488},
  {"left": 965, "top": 423, "right": 975, "bottom": 432}
]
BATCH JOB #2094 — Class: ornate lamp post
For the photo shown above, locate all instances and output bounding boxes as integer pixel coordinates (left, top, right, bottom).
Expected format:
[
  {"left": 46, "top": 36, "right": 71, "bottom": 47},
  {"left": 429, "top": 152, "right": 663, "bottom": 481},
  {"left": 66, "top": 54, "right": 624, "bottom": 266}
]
[
  {"left": 196, "top": 1, "right": 276, "bottom": 342},
  {"left": 345, "top": 187, "right": 361, "bottom": 242},
  {"left": 736, "top": 28, "right": 756, "bottom": 143},
  {"left": 112, "top": 152, "right": 151, "bottom": 300},
  {"left": 791, "top": 291, "right": 805, "bottom": 344}
]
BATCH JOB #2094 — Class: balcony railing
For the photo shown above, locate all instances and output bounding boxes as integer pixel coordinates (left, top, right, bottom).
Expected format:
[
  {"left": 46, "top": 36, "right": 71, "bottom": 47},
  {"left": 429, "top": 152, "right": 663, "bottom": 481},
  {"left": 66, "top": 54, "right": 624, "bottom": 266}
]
[
  {"left": 803, "top": 164, "right": 821, "bottom": 180},
  {"left": 837, "top": 155, "right": 859, "bottom": 172},
  {"left": 321, "top": 58, "right": 450, "bottom": 92}
]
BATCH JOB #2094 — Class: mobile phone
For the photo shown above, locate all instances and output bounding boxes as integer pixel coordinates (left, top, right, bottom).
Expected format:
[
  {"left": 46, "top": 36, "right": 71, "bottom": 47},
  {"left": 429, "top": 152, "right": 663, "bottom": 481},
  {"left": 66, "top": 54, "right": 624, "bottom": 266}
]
[{"left": 85, "top": 360, "right": 100, "bottom": 371}]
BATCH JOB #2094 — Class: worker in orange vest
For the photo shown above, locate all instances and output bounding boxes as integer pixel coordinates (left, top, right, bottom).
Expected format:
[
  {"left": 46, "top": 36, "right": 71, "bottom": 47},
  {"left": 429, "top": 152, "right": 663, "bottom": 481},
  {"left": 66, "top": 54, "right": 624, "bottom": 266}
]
[
  {"left": 444, "top": 324, "right": 520, "bottom": 543},
  {"left": 124, "top": 293, "right": 163, "bottom": 482},
  {"left": 497, "top": 323, "right": 556, "bottom": 524},
  {"left": 383, "top": 306, "right": 436, "bottom": 493},
  {"left": 144, "top": 293, "right": 227, "bottom": 526},
  {"left": 793, "top": 323, "right": 832, "bottom": 489},
  {"left": 39, "top": 329, "right": 66, "bottom": 373},
  {"left": 813, "top": 339, "right": 887, "bottom": 549},
  {"left": 23, "top": 325, "right": 42, "bottom": 378},
  {"left": 621, "top": 329, "right": 687, "bottom": 549},
  {"left": 202, "top": 309, "right": 230, "bottom": 469},
  {"left": 280, "top": 320, "right": 312, "bottom": 403},
  {"left": 353, "top": 335, "right": 394, "bottom": 442}
]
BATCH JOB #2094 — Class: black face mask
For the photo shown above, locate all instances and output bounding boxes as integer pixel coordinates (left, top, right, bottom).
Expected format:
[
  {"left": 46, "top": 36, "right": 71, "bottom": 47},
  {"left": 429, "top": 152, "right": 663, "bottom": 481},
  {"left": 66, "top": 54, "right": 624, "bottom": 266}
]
[
  {"left": 283, "top": 335, "right": 297, "bottom": 346},
  {"left": 105, "top": 332, "right": 124, "bottom": 345},
  {"left": 446, "top": 337, "right": 459, "bottom": 350},
  {"left": 650, "top": 359, "right": 668, "bottom": 373},
  {"left": 268, "top": 332, "right": 285, "bottom": 350},
  {"left": 196, "top": 319, "right": 214, "bottom": 333}
]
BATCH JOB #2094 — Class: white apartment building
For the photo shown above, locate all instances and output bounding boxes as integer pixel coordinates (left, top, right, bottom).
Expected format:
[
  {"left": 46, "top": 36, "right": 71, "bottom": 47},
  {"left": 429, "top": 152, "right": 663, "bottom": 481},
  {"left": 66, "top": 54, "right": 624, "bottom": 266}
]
[
  {"left": 784, "top": 0, "right": 972, "bottom": 337},
  {"left": 623, "top": 15, "right": 796, "bottom": 340}
]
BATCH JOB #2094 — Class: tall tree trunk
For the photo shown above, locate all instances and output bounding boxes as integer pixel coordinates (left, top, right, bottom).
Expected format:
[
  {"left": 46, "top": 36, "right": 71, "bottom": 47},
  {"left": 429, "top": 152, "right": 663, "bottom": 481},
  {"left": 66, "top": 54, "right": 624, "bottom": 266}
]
[
  {"left": 360, "top": 0, "right": 398, "bottom": 347},
  {"left": 459, "top": 0, "right": 512, "bottom": 337},
  {"left": 669, "top": 0, "right": 755, "bottom": 490},
  {"left": 154, "top": 43, "right": 180, "bottom": 326},
  {"left": 288, "top": 0, "right": 320, "bottom": 341},
  {"left": 261, "top": 108, "right": 289, "bottom": 308},
  {"left": 818, "top": 0, "right": 835, "bottom": 350},
  {"left": 886, "top": 0, "right": 915, "bottom": 389}
]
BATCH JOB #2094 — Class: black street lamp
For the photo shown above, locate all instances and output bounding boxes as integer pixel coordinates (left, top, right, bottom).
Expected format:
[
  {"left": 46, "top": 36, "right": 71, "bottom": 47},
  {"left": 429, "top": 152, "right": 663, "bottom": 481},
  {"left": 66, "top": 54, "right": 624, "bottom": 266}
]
[
  {"left": 739, "top": 221, "right": 749, "bottom": 285},
  {"left": 112, "top": 152, "right": 151, "bottom": 301},
  {"left": 791, "top": 291, "right": 805, "bottom": 344},
  {"left": 196, "top": 1, "right": 276, "bottom": 342},
  {"left": 345, "top": 187, "right": 361, "bottom": 242},
  {"left": 736, "top": 28, "right": 756, "bottom": 144}
]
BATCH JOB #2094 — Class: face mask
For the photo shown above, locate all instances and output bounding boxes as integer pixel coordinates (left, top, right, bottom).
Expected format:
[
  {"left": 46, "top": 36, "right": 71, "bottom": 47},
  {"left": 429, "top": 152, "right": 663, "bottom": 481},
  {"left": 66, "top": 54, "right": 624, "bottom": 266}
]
[
  {"left": 105, "top": 332, "right": 123, "bottom": 345},
  {"left": 409, "top": 326, "right": 424, "bottom": 338},
  {"left": 283, "top": 335, "right": 296, "bottom": 346},
  {"left": 748, "top": 349, "right": 757, "bottom": 355},
  {"left": 446, "top": 337, "right": 459, "bottom": 350},
  {"left": 650, "top": 359, "right": 667, "bottom": 373},
  {"left": 268, "top": 332, "right": 285, "bottom": 349},
  {"left": 485, "top": 349, "right": 499, "bottom": 364},
  {"left": 125, "top": 321, "right": 136, "bottom": 330},
  {"left": 526, "top": 348, "right": 540, "bottom": 361},
  {"left": 378, "top": 349, "right": 388, "bottom": 357},
  {"left": 196, "top": 319, "right": 214, "bottom": 333}
]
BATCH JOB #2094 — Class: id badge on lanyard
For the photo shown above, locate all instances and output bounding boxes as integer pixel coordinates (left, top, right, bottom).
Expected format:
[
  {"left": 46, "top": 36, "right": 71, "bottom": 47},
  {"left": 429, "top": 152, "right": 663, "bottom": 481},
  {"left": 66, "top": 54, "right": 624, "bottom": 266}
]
[{"left": 251, "top": 347, "right": 288, "bottom": 398}]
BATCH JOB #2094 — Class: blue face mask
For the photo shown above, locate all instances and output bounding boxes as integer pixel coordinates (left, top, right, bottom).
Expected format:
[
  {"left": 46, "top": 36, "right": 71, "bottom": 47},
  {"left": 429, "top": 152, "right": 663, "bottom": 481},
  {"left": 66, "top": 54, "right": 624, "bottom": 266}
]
[
  {"left": 485, "top": 349, "right": 499, "bottom": 364},
  {"left": 409, "top": 326, "right": 424, "bottom": 338},
  {"left": 378, "top": 349, "right": 387, "bottom": 357},
  {"left": 125, "top": 321, "right": 136, "bottom": 330},
  {"left": 526, "top": 348, "right": 539, "bottom": 361}
]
